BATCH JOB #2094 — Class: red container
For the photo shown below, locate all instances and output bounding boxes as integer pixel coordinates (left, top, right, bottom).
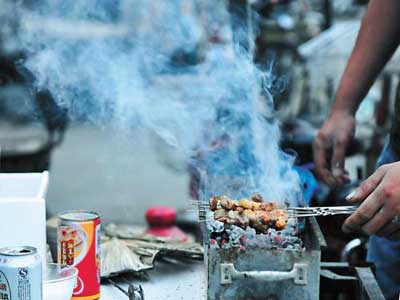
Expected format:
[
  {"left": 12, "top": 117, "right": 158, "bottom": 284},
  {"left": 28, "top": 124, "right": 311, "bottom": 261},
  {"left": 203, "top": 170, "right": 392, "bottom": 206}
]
[
  {"left": 58, "top": 211, "right": 101, "bottom": 300},
  {"left": 146, "top": 206, "right": 188, "bottom": 242}
]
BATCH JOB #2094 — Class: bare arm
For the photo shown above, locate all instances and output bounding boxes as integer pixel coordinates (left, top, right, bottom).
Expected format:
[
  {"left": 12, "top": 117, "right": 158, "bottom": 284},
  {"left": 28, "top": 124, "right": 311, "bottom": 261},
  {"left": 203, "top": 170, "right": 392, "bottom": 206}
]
[
  {"left": 333, "top": 0, "right": 400, "bottom": 114},
  {"left": 314, "top": 0, "right": 400, "bottom": 187}
]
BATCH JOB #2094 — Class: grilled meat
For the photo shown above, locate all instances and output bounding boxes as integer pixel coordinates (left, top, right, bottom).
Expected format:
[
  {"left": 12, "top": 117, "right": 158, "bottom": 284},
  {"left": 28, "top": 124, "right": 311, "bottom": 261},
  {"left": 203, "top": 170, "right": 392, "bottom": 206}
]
[{"left": 210, "top": 195, "right": 288, "bottom": 232}]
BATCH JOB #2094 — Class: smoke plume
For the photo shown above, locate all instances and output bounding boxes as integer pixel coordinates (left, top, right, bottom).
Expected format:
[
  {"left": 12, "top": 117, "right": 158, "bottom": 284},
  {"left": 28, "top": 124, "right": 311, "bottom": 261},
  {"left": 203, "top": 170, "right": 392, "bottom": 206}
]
[{"left": 15, "top": 0, "right": 301, "bottom": 204}]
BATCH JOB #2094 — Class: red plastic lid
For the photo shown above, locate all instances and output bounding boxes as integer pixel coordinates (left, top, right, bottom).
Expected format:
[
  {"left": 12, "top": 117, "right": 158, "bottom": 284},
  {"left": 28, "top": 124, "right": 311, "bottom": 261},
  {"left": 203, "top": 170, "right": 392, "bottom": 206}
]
[{"left": 146, "top": 206, "right": 176, "bottom": 226}]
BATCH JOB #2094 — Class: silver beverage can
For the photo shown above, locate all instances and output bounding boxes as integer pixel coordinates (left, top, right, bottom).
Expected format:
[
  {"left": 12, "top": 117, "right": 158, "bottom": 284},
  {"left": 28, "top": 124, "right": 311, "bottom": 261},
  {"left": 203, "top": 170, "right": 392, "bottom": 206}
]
[{"left": 0, "top": 246, "right": 42, "bottom": 300}]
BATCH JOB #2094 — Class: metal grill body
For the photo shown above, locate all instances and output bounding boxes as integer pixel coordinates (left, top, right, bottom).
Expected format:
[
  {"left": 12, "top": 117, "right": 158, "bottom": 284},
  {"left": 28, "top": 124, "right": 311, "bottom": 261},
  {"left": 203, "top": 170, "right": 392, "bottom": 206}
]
[{"left": 206, "top": 218, "right": 326, "bottom": 300}]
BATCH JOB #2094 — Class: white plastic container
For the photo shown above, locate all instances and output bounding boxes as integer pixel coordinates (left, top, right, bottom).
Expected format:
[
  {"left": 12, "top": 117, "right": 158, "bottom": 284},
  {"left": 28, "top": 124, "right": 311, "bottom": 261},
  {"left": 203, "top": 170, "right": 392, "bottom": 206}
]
[
  {"left": 0, "top": 172, "right": 48, "bottom": 267},
  {"left": 43, "top": 263, "right": 78, "bottom": 300}
]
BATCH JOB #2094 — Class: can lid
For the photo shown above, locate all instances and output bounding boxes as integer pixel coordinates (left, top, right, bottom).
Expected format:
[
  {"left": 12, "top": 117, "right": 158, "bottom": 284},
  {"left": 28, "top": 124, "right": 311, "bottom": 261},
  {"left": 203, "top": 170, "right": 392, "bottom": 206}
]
[
  {"left": 58, "top": 211, "right": 100, "bottom": 222},
  {"left": 0, "top": 246, "right": 37, "bottom": 256},
  {"left": 146, "top": 206, "right": 176, "bottom": 226}
]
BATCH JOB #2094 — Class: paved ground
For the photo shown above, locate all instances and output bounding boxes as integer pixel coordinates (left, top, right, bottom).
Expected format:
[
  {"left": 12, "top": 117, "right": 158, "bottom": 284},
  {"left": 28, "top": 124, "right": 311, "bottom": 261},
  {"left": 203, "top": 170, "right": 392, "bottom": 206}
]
[
  {"left": 46, "top": 124, "right": 190, "bottom": 225},
  {"left": 101, "top": 260, "right": 205, "bottom": 300}
]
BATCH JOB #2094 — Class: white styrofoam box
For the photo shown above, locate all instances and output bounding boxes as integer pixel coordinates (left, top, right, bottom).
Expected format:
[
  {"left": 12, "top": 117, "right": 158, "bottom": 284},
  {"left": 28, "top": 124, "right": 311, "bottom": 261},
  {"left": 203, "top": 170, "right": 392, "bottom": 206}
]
[{"left": 0, "top": 172, "right": 48, "bottom": 267}]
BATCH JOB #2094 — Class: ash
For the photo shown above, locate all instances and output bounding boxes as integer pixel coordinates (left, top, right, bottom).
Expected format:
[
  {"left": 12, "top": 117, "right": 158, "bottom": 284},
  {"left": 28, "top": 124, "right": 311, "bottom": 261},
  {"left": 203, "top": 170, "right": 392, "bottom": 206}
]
[{"left": 207, "top": 219, "right": 304, "bottom": 251}]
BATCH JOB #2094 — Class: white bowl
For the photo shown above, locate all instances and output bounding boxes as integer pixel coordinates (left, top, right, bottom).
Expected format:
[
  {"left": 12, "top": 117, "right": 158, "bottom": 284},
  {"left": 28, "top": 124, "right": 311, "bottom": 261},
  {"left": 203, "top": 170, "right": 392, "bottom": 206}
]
[{"left": 43, "top": 263, "right": 78, "bottom": 300}]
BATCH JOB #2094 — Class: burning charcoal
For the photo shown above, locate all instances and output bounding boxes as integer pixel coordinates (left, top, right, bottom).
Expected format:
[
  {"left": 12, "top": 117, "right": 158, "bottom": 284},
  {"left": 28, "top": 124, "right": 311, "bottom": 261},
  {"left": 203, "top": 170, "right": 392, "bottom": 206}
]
[
  {"left": 226, "top": 226, "right": 244, "bottom": 242},
  {"left": 207, "top": 220, "right": 225, "bottom": 234},
  {"left": 297, "top": 243, "right": 304, "bottom": 250},
  {"left": 209, "top": 232, "right": 218, "bottom": 240},
  {"left": 221, "top": 240, "right": 230, "bottom": 249},
  {"left": 210, "top": 239, "right": 220, "bottom": 249},
  {"left": 207, "top": 222, "right": 215, "bottom": 233},
  {"left": 282, "top": 241, "right": 294, "bottom": 249},
  {"left": 213, "top": 221, "right": 225, "bottom": 233},
  {"left": 273, "top": 236, "right": 282, "bottom": 244},
  {"left": 221, "top": 232, "right": 229, "bottom": 241},
  {"left": 244, "top": 227, "right": 257, "bottom": 237}
]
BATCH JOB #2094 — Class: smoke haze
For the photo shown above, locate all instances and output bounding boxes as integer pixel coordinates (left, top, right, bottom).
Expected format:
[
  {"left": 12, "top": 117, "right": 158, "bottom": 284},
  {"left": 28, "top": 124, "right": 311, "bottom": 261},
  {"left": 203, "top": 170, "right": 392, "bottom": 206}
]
[{"left": 15, "top": 0, "right": 301, "bottom": 204}]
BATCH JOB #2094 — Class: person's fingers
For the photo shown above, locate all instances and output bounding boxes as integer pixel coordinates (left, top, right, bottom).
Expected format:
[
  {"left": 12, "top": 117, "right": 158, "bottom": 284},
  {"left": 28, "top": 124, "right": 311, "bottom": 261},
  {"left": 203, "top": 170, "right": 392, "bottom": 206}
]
[
  {"left": 345, "top": 165, "right": 389, "bottom": 203},
  {"left": 313, "top": 137, "right": 336, "bottom": 186},
  {"left": 319, "top": 169, "right": 337, "bottom": 187},
  {"left": 313, "top": 137, "right": 328, "bottom": 173},
  {"left": 334, "top": 172, "right": 351, "bottom": 186},
  {"left": 375, "top": 215, "right": 400, "bottom": 237},
  {"left": 342, "top": 186, "right": 385, "bottom": 233},
  {"left": 340, "top": 174, "right": 351, "bottom": 185},
  {"left": 360, "top": 206, "right": 396, "bottom": 235},
  {"left": 331, "top": 137, "right": 348, "bottom": 175}
]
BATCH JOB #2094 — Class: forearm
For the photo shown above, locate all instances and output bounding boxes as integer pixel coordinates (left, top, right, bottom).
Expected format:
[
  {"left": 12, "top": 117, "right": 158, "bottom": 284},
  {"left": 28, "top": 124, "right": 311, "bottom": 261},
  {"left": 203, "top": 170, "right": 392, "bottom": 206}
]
[{"left": 333, "top": 0, "right": 400, "bottom": 115}]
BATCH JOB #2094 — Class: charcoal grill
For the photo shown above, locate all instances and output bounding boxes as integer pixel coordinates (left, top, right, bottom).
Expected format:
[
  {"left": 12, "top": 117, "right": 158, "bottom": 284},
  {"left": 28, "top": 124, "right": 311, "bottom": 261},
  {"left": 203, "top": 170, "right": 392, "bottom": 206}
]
[{"left": 205, "top": 217, "right": 325, "bottom": 300}]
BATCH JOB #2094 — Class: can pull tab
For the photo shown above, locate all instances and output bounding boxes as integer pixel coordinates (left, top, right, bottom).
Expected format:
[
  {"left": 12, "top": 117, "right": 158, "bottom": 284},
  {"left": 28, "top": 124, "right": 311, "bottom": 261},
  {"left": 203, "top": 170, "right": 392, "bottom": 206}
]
[{"left": 220, "top": 263, "right": 307, "bottom": 285}]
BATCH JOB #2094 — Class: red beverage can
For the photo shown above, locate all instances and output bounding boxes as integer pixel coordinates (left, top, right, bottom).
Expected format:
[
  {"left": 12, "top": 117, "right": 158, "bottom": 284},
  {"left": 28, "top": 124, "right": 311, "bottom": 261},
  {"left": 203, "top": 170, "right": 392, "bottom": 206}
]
[{"left": 57, "top": 211, "right": 101, "bottom": 300}]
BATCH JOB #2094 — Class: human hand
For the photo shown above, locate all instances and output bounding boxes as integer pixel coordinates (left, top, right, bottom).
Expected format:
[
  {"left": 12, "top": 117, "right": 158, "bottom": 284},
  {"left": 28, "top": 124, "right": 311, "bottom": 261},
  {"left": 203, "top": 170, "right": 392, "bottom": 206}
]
[
  {"left": 313, "top": 110, "right": 355, "bottom": 187},
  {"left": 343, "top": 162, "right": 400, "bottom": 240}
]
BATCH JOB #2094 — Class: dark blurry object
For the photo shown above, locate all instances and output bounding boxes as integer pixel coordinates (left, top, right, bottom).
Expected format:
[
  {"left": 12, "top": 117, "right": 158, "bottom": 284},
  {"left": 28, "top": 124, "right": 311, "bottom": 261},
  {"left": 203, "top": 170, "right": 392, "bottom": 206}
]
[
  {"left": 375, "top": 73, "right": 391, "bottom": 127},
  {"left": 354, "top": 0, "right": 369, "bottom": 5},
  {"left": 320, "top": 262, "right": 385, "bottom": 300},
  {"left": 170, "top": 46, "right": 205, "bottom": 69},
  {"left": 108, "top": 279, "right": 144, "bottom": 300},
  {"left": 281, "top": 118, "right": 317, "bottom": 165},
  {"left": 0, "top": 56, "right": 68, "bottom": 172},
  {"left": 0, "top": 0, "right": 67, "bottom": 172},
  {"left": 389, "top": 77, "right": 400, "bottom": 156},
  {"left": 322, "top": 0, "right": 332, "bottom": 30}
]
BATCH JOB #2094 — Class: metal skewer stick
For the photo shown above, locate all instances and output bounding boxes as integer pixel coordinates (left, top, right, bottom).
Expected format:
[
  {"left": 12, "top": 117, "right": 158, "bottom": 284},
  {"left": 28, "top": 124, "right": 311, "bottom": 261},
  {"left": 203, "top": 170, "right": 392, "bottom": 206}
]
[
  {"left": 189, "top": 205, "right": 358, "bottom": 218},
  {"left": 287, "top": 206, "right": 357, "bottom": 217}
]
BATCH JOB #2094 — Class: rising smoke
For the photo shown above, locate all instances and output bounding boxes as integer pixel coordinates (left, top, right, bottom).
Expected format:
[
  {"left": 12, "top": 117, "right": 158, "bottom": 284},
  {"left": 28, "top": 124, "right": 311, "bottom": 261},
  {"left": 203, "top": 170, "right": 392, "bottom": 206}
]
[{"left": 15, "top": 0, "right": 301, "bottom": 204}]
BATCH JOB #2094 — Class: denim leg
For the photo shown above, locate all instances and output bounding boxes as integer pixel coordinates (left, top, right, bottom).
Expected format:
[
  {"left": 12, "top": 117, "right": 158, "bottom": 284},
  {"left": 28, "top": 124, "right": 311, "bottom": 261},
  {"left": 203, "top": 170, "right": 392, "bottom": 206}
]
[
  {"left": 368, "top": 236, "right": 400, "bottom": 300},
  {"left": 367, "top": 138, "right": 400, "bottom": 300},
  {"left": 376, "top": 138, "right": 400, "bottom": 168}
]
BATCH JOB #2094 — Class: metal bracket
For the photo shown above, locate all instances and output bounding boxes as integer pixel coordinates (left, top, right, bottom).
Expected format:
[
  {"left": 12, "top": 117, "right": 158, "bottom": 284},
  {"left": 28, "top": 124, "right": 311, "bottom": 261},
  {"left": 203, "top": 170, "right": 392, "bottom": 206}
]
[
  {"left": 220, "top": 263, "right": 307, "bottom": 286},
  {"left": 355, "top": 267, "right": 385, "bottom": 300}
]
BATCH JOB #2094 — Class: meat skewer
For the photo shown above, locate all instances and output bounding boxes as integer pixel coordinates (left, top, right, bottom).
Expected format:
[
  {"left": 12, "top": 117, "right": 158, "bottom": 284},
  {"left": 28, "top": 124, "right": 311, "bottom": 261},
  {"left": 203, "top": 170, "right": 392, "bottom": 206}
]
[{"left": 209, "top": 195, "right": 288, "bottom": 232}]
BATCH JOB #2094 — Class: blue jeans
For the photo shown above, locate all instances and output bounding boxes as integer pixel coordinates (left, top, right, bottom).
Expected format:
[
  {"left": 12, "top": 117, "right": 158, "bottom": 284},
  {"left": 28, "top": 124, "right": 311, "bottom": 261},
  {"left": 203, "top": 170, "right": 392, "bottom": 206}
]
[{"left": 367, "top": 138, "right": 400, "bottom": 300}]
